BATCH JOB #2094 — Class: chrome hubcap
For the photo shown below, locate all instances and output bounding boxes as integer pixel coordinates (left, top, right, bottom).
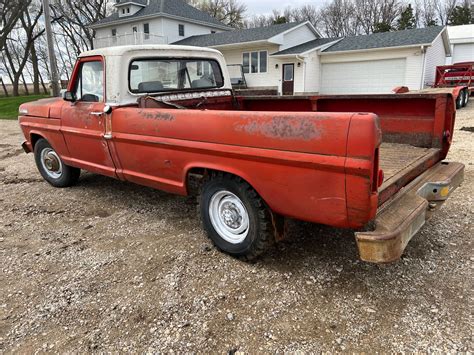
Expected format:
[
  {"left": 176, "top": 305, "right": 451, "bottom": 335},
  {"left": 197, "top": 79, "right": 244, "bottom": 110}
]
[
  {"left": 40, "top": 148, "right": 63, "bottom": 179},
  {"left": 209, "top": 191, "right": 249, "bottom": 244}
]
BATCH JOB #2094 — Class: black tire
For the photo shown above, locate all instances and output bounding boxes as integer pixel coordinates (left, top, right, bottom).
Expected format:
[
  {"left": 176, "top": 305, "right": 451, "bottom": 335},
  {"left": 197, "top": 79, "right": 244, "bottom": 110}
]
[
  {"left": 34, "top": 138, "right": 80, "bottom": 187},
  {"left": 462, "top": 89, "right": 469, "bottom": 107},
  {"left": 456, "top": 90, "right": 464, "bottom": 109},
  {"left": 199, "top": 173, "right": 275, "bottom": 260}
]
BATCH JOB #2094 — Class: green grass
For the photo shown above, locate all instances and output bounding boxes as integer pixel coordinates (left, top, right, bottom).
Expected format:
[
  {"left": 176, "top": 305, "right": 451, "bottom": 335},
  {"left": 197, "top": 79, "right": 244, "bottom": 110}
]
[{"left": 0, "top": 95, "right": 49, "bottom": 120}]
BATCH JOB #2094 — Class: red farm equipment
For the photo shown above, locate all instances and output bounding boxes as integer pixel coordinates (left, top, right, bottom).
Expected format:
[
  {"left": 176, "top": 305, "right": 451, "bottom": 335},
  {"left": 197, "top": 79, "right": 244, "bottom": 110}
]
[{"left": 433, "top": 62, "right": 473, "bottom": 109}]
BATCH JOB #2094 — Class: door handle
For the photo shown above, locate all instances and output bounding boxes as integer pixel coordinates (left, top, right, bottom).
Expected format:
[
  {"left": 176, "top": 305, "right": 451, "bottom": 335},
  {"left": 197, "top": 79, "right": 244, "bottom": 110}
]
[{"left": 90, "top": 112, "right": 103, "bottom": 116}]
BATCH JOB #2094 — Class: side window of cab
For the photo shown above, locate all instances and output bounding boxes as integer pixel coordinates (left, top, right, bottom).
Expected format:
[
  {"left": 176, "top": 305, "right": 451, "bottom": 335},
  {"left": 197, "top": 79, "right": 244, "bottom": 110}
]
[{"left": 74, "top": 61, "right": 104, "bottom": 102}]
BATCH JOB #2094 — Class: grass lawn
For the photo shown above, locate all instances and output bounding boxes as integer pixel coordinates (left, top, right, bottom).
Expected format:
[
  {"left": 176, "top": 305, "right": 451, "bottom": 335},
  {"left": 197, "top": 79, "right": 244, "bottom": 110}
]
[{"left": 0, "top": 95, "right": 49, "bottom": 120}]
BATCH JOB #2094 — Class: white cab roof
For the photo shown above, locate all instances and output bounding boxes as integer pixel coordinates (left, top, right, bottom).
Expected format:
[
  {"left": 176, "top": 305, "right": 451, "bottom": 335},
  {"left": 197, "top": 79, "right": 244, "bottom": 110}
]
[{"left": 79, "top": 44, "right": 223, "bottom": 58}]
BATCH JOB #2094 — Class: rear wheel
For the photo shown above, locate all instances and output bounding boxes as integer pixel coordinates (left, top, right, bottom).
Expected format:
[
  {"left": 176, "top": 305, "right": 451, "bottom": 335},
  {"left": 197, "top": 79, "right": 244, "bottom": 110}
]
[
  {"left": 456, "top": 90, "right": 464, "bottom": 109},
  {"left": 199, "top": 173, "right": 275, "bottom": 260},
  {"left": 462, "top": 89, "right": 469, "bottom": 107},
  {"left": 34, "top": 139, "right": 80, "bottom": 187}
]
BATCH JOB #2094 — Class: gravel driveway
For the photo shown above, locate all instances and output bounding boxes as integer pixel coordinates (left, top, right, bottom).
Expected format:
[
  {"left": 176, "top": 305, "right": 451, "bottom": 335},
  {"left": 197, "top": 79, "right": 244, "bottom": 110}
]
[{"left": 0, "top": 103, "right": 472, "bottom": 352}]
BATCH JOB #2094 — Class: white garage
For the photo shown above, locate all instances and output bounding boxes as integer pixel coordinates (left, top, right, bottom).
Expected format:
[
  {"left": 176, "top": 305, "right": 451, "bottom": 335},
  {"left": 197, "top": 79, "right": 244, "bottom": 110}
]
[
  {"left": 320, "top": 58, "right": 406, "bottom": 94},
  {"left": 317, "top": 26, "right": 450, "bottom": 94},
  {"left": 447, "top": 24, "right": 474, "bottom": 64}
]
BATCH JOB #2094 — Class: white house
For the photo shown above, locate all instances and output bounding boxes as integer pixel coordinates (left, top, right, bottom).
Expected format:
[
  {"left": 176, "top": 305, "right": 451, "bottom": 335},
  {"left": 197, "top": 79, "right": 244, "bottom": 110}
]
[
  {"left": 446, "top": 24, "right": 474, "bottom": 64},
  {"left": 175, "top": 24, "right": 451, "bottom": 95},
  {"left": 90, "top": 0, "right": 230, "bottom": 48}
]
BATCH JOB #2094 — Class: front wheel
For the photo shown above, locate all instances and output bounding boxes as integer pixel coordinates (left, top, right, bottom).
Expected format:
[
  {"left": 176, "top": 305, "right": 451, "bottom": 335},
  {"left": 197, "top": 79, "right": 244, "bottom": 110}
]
[
  {"left": 199, "top": 173, "right": 275, "bottom": 260},
  {"left": 34, "top": 138, "right": 80, "bottom": 187}
]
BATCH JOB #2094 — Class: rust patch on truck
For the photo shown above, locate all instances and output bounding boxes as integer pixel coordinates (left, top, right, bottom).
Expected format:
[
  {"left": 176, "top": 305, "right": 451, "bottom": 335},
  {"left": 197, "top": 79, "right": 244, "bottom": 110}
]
[
  {"left": 235, "top": 116, "right": 320, "bottom": 141},
  {"left": 139, "top": 110, "right": 175, "bottom": 121}
]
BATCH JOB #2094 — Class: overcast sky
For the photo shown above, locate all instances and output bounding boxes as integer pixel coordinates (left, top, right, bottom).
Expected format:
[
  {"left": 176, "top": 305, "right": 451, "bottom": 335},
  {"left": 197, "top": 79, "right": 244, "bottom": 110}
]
[{"left": 242, "top": 0, "right": 326, "bottom": 16}]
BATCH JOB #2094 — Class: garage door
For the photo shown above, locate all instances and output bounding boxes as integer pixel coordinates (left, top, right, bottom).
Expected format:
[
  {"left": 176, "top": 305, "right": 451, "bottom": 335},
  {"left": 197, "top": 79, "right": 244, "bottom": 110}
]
[
  {"left": 320, "top": 58, "right": 406, "bottom": 94},
  {"left": 453, "top": 43, "right": 474, "bottom": 63}
]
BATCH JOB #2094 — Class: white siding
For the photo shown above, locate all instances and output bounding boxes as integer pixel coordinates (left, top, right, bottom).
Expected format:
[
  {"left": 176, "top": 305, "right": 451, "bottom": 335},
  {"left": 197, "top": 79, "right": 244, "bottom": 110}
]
[
  {"left": 94, "top": 17, "right": 224, "bottom": 46},
  {"left": 424, "top": 34, "right": 447, "bottom": 86},
  {"left": 320, "top": 48, "right": 424, "bottom": 92},
  {"left": 303, "top": 51, "right": 320, "bottom": 93},
  {"left": 279, "top": 24, "right": 318, "bottom": 50},
  {"left": 95, "top": 18, "right": 165, "bottom": 43},
  {"left": 219, "top": 45, "right": 281, "bottom": 90},
  {"left": 452, "top": 43, "right": 474, "bottom": 63},
  {"left": 162, "top": 18, "right": 224, "bottom": 44}
]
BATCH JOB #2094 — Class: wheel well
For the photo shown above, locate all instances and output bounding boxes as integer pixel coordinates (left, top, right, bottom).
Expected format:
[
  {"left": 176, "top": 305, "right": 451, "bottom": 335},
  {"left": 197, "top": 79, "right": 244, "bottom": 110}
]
[
  {"left": 30, "top": 133, "right": 44, "bottom": 148},
  {"left": 186, "top": 168, "right": 250, "bottom": 196},
  {"left": 186, "top": 167, "right": 210, "bottom": 196}
]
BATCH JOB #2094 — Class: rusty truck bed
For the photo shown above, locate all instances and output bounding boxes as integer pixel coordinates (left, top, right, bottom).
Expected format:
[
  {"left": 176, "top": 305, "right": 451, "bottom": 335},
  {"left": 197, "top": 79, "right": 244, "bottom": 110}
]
[{"left": 237, "top": 94, "right": 455, "bottom": 206}]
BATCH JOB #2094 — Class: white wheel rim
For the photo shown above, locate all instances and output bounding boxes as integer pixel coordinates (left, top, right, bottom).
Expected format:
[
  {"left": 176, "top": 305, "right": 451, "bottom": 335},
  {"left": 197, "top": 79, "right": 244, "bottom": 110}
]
[
  {"left": 40, "top": 148, "right": 63, "bottom": 179},
  {"left": 209, "top": 190, "right": 249, "bottom": 244}
]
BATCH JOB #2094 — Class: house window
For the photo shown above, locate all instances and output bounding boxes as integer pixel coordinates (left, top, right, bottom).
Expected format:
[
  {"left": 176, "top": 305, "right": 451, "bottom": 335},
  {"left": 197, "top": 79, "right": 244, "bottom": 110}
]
[
  {"left": 143, "top": 23, "right": 149, "bottom": 40},
  {"left": 242, "top": 51, "right": 267, "bottom": 73},
  {"left": 251, "top": 52, "right": 258, "bottom": 73},
  {"left": 122, "top": 8, "right": 125, "bottom": 14},
  {"left": 127, "top": 7, "right": 130, "bottom": 13},
  {"left": 132, "top": 26, "right": 137, "bottom": 33},
  {"left": 242, "top": 53, "right": 250, "bottom": 73},
  {"left": 111, "top": 28, "right": 117, "bottom": 43},
  {"left": 211, "top": 30, "right": 216, "bottom": 34},
  {"left": 179, "top": 24, "right": 185, "bottom": 36},
  {"left": 259, "top": 51, "right": 267, "bottom": 73}
]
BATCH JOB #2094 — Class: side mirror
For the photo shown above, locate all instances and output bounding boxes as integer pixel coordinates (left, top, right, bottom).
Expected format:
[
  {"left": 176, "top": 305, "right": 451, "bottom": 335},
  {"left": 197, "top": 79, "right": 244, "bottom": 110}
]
[{"left": 63, "top": 91, "right": 76, "bottom": 102}]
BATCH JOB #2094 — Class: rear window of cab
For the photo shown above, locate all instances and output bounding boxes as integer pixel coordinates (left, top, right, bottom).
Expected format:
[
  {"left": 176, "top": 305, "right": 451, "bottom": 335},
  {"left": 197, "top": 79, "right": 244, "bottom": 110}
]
[{"left": 129, "top": 58, "right": 224, "bottom": 94}]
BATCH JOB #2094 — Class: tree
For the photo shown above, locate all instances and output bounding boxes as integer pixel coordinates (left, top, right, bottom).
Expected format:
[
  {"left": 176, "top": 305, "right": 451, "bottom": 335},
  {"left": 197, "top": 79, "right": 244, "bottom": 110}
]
[
  {"left": 319, "top": 0, "right": 359, "bottom": 37},
  {"left": 373, "top": 21, "right": 393, "bottom": 32},
  {"left": 352, "top": 0, "right": 400, "bottom": 34},
  {"left": 293, "top": 5, "right": 319, "bottom": 26},
  {"left": 415, "top": 0, "right": 438, "bottom": 27},
  {"left": 273, "top": 16, "right": 287, "bottom": 24},
  {"left": 190, "top": 0, "right": 247, "bottom": 28},
  {"left": 434, "top": 0, "right": 458, "bottom": 25},
  {"left": 448, "top": 3, "right": 472, "bottom": 25},
  {"left": 3, "top": 0, "right": 44, "bottom": 96},
  {"left": 397, "top": 4, "right": 417, "bottom": 30},
  {"left": 0, "top": 0, "right": 29, "bottom": 50},
  {"left": 50, "top": 0, "right": 109, "bottom": 53}
]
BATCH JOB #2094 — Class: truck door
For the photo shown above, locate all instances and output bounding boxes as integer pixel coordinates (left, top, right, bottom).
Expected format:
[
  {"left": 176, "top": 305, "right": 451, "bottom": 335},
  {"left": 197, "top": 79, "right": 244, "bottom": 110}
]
[{"left": 61, "top": 56, "right": 116, "bottom": 177}]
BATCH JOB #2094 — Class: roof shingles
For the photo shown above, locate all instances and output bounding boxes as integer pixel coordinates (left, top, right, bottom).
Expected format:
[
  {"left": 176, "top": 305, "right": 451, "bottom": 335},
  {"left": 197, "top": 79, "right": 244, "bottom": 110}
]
[
  {"left": 322, "top": 26, "right": 445, "bottom": 52},
  {"left": 172, "top": 22, "right": 304, "bottom": 47},
  {"left": 92, "top": 0, "right": 228, "bottom": 28},
  {"left": 271, "top": 37, "right": 339, "bottom": 55}
]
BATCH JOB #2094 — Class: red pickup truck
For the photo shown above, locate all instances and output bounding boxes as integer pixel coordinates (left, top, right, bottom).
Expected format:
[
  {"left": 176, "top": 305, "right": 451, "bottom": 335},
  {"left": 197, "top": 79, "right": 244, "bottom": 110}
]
[{"left": 18, "top": 45, "right": 464, "bottom": 263}]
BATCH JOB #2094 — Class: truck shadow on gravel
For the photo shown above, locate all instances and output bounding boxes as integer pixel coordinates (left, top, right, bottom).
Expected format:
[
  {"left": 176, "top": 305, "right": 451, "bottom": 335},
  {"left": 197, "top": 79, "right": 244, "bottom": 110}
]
[{"left": 72, "top": 172, "right": 432, "bottom": 277}]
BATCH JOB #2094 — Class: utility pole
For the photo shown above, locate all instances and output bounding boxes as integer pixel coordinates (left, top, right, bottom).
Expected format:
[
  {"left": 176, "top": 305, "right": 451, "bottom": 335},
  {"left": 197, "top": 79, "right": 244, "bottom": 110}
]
[{"left": 41, "top": 0, "right": 60, "bottom": 96}]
